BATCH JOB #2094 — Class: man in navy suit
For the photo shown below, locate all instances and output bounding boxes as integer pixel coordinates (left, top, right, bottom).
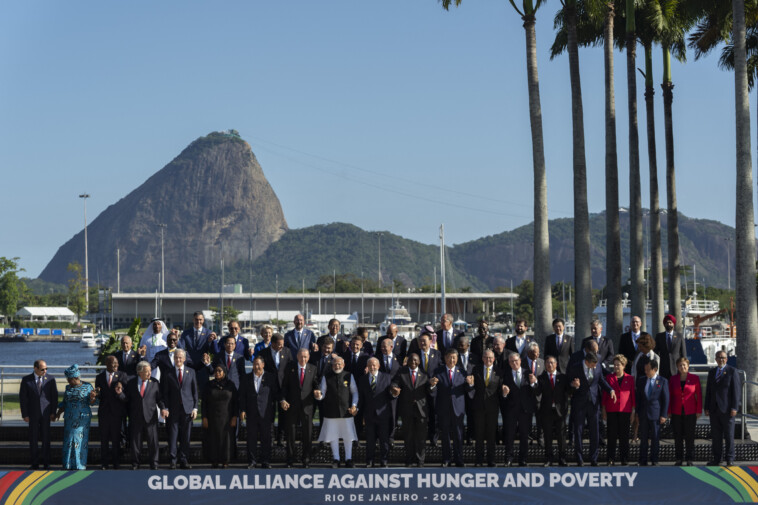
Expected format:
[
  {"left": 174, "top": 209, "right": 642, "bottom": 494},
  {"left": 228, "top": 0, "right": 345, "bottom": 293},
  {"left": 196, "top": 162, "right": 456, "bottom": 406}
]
[
  {"left": 179, "top": 312, "right": 216, "bottom": 388},
  {"left": 259, "top": 333, "right": 292, "bottom": 446},
  {"left": 310, "top": 336, "right": 336, "bottom": 380},
  {"left": 162, "top": 349, "right": 198, "bottom": 469},
  {"left": 635, "top": 359, "right": 669, "bottom": 466},
  {"left": 280, "top": 348, "right": 320, "bottom": 468},
  {"left": 118, "top": 361, "right": 167, "bottom": 470},
  {"left": 284, "top": 314, "right": 317, "bottom": 358},
  {"left": 113, "top": 336, "right": 139, "bottom": 379},
  {"left": 436, "top": 313, "right": 464, "bottom": 354},
  {"left": 343, "top": 336, "right": 370, "bottom": 380},
  {"left": 619, "top": 316, "right": 650, "bottom": 373},
  {"left": 430, "top": 349, "right": 474, "bottom": 467},
  {"left": 502, "top": 352, "right": 538, "bottom": 466},
  {"left": 240, "top": 357, "right": 280, "bottom": 468},
  {"left": 378, "top": 338, "right": 400, "bottom": 378},
  {"left": 151, "top": 331, "right": 193, "bottom": 378},
  {"left": 205, "top": 335, "right": 247, "bottom": 390},
  {"left": 95, "top": 356, "right": 128, "bottom": 469},
  {"left": 471, "top": 350, "right": 507, "bottom": 467},
  {"left": 19, "top": 359, "right": 58, "bottom": 469},
  {"left": 416, "top": 331, "right": 441, "bottom": 444},
  {"left": 705, "top": 350, "right": 742, "bottom": 466},
  {"left": 506, "top": 319, "right": 534, "bottom": 359},
  {"left": 377, "top": 323, "right": 408, "bottom": 363},
  {"left": 567, "top": 352, "right": 616, "bottom": 466},
  {"left": 581, "top": 320, "right": 615, "bottom": 374},
  {"left": 544, "top": 318, "right": 573, "bottom": 374},
  {"left": 390, "top": 353, "right": 432, "bottom": 467},
  {"left": 211, "top": 320, "right": 252, "bottom": 359},
  {"left": 358, "top": 358, "right": 395, "bottom": 467},
  {"left": 536, "top": 356, "right": 569, "bottom": 466},
  {"left": 654, "top": 314, "right": 686, "bottom": 379}
]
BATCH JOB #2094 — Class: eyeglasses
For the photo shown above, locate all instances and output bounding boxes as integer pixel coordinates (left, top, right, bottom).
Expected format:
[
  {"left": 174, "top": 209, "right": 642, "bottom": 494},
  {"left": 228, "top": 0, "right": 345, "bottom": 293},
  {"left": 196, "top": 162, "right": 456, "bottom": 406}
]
[{"left": 38, "top": 368, "right": 47, "bottom": 372}]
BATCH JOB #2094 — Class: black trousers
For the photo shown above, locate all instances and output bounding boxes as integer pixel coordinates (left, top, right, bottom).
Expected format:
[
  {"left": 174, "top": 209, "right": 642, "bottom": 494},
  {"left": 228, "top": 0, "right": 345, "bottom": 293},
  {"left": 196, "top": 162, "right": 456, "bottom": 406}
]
[
  {"left": 438, "top": 413, "right": 465, "bottom": 465},
  {"left": 28, "top": 415, "right": 52, "bottom": 468},
  {"left": 606, "top": 411, "right": 631, "bottom": 462},
  {"left": 710, "top": 410, "right": 736, "bottom": 462},
  {"left": 246, "top": 413, "right": 274, "bottom": 465},
  {"left": 100, "top": 414, "right": 123, "bottom": 468},
  {"left": 285, "top": 410, "right": 313, "bottom": 464},
  {"left": 403, "top": 415, "right": 427, "bottom": 465},
  {"left": 130, "top": 419, "right": 159, "bottom": 467},
  {"left": 505, "top": 410, "right": 531, "bottom": 463},
  {"left": 540, "top": 407, "right": 566, "bottom": 462},
  {"left": 167, "top": 413, "right": 193, "bottom": 464},
  {"left": 474, "top": 408, "right": 499, "bottom": 465},
  {"left": 365, "top": 417, "right": 390, "bottom": 464},
  {"left": 671, "top": 413, "right": 696, "bottom": 461}
]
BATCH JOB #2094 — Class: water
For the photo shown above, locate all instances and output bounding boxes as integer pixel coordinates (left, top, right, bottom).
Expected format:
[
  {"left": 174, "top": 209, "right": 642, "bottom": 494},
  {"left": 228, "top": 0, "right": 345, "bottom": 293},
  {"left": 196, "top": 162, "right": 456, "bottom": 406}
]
[{"left": 0, "top": 341, "right": 101, "bottom": 368}]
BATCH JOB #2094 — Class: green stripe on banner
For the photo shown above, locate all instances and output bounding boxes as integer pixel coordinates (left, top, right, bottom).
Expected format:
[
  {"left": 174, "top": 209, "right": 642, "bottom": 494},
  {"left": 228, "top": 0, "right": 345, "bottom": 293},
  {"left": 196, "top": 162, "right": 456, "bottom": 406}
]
[
  {"left": 681, "top": 467, "right": 743, "bottom": 502},
  {"left": 29, "top": 471, "right": 93, "bottom": 505},
  {"left": 20, "top": 472, "right": 67, "bottom": 505},
  {"left": 711, "top": 467, "right": 754, "bottom": 503}
]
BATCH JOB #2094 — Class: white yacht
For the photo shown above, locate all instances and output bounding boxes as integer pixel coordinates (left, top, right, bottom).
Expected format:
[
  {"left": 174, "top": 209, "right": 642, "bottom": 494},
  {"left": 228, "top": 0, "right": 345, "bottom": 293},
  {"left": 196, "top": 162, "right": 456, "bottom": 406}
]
[{"left": 378, "top": 302, "right": 417, "bottom": 342}]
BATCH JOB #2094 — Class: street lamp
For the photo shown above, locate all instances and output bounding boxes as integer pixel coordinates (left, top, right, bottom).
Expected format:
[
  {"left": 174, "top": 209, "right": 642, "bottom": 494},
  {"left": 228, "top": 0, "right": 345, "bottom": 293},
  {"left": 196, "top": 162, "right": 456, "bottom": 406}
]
[
  {"left": 378, "top": 233, "right": 383, "bottom": 288},
  {"left": 158, "top": 223, "right": 167, "bottom": 293},
  {"left": 79, "top": 193, "right": 90, "bottom": 310},
  {"left": 724, "top": 237, "right": 732, "bottom": 291}
]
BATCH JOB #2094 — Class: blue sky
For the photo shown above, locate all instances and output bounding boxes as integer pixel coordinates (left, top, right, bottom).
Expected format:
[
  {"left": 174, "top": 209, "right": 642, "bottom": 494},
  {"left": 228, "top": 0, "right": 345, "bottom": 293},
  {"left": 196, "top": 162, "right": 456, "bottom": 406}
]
[{"left": 0, "top": 0, "right": 747, "bottom": 279}]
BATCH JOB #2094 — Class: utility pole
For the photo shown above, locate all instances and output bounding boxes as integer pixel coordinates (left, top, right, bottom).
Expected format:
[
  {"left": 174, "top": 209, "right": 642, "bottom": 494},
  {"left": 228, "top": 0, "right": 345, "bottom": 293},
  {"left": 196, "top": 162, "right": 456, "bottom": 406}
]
[
  {"left": 79, "top": 193, "right": 90, "bottom": 309},
  {"left": 158, "top": 223, "right": 166, "bottom": 293},
  {"left": 378, "top": 233, "right": 383, "bottom": 288}
]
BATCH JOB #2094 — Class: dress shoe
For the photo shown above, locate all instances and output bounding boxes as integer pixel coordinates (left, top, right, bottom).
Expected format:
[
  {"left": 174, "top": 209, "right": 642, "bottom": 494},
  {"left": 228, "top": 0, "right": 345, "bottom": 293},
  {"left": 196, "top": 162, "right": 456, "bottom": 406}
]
[
  {"left": 518, "top": 461, "right": 527, "bottom": 467},
  {"left": 639, "top": 462, "right": 648, "bottom": 467},
  {"left": 544, "top": 461, "right": 552, "bottom": 468},
  {"left": 180, "top": 462, "right": 192, "bottom": 470},
  {"left": 607, "top": 460, "right": 614, "bottom": 466},
  {"left": 332, "top": 460, "right": 340, "bottom": 469},
  {"left": 381, "top": 461, "right": 388, "bottom": 468},
  {"left": 558, "top": 459, "right": 567, "bottom": 467},
  {"left": 100, "top": 465, "right": 108, "bottom": 470},
  {"left": 131, "top": 464, "right": 139, "bottom": 470},
  {"left": 488, "top": 462, "right": 497, "bottom": 468},
  {"left": 675, "top": 460, "right": 683, "bottom": 466},
  {"left": 286, "top": 462, "right": 294, "bottom": 468},
  {"left": 418, "top": 463, "right": 425, "bottom": 468},
  {"left": 222, "top": 464, "right": 228, "bottom": 469},
  {"left": 212, "top": 463, "right": 219, "bottom": 469},
  {"left": 169, "top": 463, "right": 177, "bottom": 470},
  {"left": 576, "top": 461, "right": 583, "bottom": 467},
  {"left": 620, "top": 459, "right": 628, "bottom": 466},
  {"left": 248, "top": 464, "right": 256, "bottom": 469},
  {"left": 441, "top": 462, "right": 450, "bottom": 468},
  {"left": 456, "top": 462, "right": 466, "bottom": 468},
  {"left": 30, "top": 465, "right": 39, "bottom": 470},
  {"left": 302, "top": 462, "right": 310, "bottom": 469},
  {"left": 650, "top": 462, "right": 658, "bottom": 466},
  {"left": 261, "top": 463, "right": 271, "bottom": 469},
  {"left": 590, "top": 461, "right": 599, "bottom": 467},
  {"left": 706, "top": 460, "right": 719, "bottom": 466},
  {"left": 150, "top": 464, "right": 158, "bottom": 470},
  {"left": 367, "top": 461, "right": 375, "bottom": 468},
  {"left": 43, "top": 465, "right": 50, "bottom": 470},
  {"left": 686, "top": 461, "right": 693, "bottom": 467},
  {"left": 346, "top": 460, "right": 354, "bottom": 468},
  {"left": 727, "top": 461, "right": 735, "bottom": 466}
]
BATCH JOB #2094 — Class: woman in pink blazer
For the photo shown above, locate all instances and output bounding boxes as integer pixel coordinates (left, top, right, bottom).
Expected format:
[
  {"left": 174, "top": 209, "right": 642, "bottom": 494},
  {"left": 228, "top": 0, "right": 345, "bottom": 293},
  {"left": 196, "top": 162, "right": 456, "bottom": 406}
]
[
  {"left": 603, "top": 355, "right": 636, "bottom": 466},
  {"left": 668, "top": 356, "right": 702, "bottom": 466}
]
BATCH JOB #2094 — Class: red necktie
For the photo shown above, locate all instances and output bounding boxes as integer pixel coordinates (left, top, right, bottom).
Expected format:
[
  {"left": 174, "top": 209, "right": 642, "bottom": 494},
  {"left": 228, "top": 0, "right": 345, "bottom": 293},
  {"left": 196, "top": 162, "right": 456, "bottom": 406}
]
[
  {"left": 532, "top": 361, "right": 536, "bottom": 374},
  {"left": 178, "top": 369, "right": 183, "bottom": 385},
  {"left": 227, "top": 356, "right": 232, "bottom": 370},
  {"left": 108, "top": 373, "right": 113, "bottom": 387},
  {"left": 550, "top": 373, "right": 555, "bottom": 389},
  {"left": 140, "top": 380, "right": 146, "bottom": 398},
  {"left": 299, "top": 367, "right": 305, "bottom": 387},
  {"left": 411, "top": 370, "right": 416, "bottom": 386},
  {"left": 449, "top": 369, "right": 453, "bottom": 384}
]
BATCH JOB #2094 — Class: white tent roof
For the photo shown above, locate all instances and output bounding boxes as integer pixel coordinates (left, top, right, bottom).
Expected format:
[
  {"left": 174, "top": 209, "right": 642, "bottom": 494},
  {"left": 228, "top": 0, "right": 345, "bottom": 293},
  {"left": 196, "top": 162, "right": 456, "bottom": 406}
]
[{"left": 16, "top": 307, "right": 76, "bottom": 317}]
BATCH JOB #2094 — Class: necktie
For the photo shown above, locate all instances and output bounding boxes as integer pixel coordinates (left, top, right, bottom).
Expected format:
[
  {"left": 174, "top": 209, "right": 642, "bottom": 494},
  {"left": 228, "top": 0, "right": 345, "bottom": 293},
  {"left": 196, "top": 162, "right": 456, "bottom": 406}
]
[
  {"left": 485, "top": 367, "right": 490, "bottom": 387},
  {"left": 424, "top": 353, "right": 429, "bottom": 372},
  {"left": 531, "top": 360, "right": 536, "bottom": 374},
  {"left": 411, "top": 370, "right": 416, "bottom": 386},
  {"left": 446, "top": 331, "right": 452, "bottom": 348},
  {"left": 321, "top": 356, "right": 327, "bottom": 373},
  {"left": 255, "top": 376, "right": 260, "bottom": 393},
  {"left": 557, "top": 335, "right": 562, "bottom": 348},
  {"left": 108, "top": 373, "right": 113, "bottom": 387},
  {"left": 140, "top": 380, "right": 146, "bottom": 398},
  {"left": 550, "top": 373, "right": 555, "bottom": 389},
  {"left": 716, "top": 367, "right": 723, "bottom": 381},
  {"left": 667, "top": 333, "right": 672, "bottom": 351},
  {"left": 647, "top": 379, "right": 654, "bottom": 398},
  {"left": 194, "top": 329, "right": 199, "bottom": 347},
  {"left": 227, "top": 356, "right": 232, "bottom": 370},
  {"left": 461, "top": 354, "right": 467, "bottom": 369},
  {"left": 515, "top": 371, "right": 521, "bottom": 387},
  {"left": 449, "top": 369, "right": 453, "bottom": 384},
  {"left": 385, "top": 357, "right": 391, "bottom": 371},
  {"left": 353, "top": 354, "right": 358, "bottom": 369},
  {"left": 37, "top": 376, "right": 42, "bottom": 392},
  {"left": 371, "top": 374, "right": 376, "bottom": 391},
  {"left": 588, "top": 368, "right": 594, "bottom": 381},
  {"left": 178, "top": 368, "right": 183, "bottom": 385},
  {"left": 274, "top": 352, "right": 280, "bottom": 369},
  {"left": 299, "top": 367, "right": 305, "bottom": 387}
]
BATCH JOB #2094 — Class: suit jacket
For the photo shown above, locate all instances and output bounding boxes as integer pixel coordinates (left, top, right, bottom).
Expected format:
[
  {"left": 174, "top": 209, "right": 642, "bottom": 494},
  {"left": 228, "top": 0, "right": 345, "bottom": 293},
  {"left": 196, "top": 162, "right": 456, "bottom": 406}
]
[
  {"left": 654, "top": 331, "right": 686, "bottom": 378},
  {"left": 456, "top": 351, "right": 480, "bottom": 374},
  {"left": 668, "top": 372, "right": 702, "bottom": 416},
  {"left": 567, "top": 362, "right": 612, "bottom": 408},
  {"left": 535, "top": 370, "right": 569, "bottom": 417},
  {"left": 284, "top": 328, "right": 317, "bottom": 358},
  {"left": 19, "top": 373, "right": 58, "bottom": 420},
  {"left": 523, "top": 357, "right": 545, "bottom": 377},
  {"left": 505, "top": 335, "right": 534, "bottom": 359},
  {"left": 343, "top": 350, "right": 370, "bottom": 381},
  {"left": 378, "top": 353, "right": 401, "bottom": 378},
  {"left": 259, "top": 346, "right": 293, "bottom": 387},
  {"left": 430, "top": 367, "right": 472, "bottom": 419},
  {"left": 435, "top": 329, "right": 465, "bottom": 354},
  {"left": 179, "top": 326, "right": 213, "bottom": 370},
  {"left": 94, "top": 370, "right": 128, "bottom": 419},
  {"left": 619, "top": 332, "right": 651, "bottom": 373},
  {"left": 470, "top": 364, "right": 504, "bottom": 414},
  {"left": 113, "top": 349, "right": 140, "bottom": 378},
  {"left": 161, "top": 366, "right": 198, "bottom": 415},
  {"left": 211, "top": 335, "right": 251, "bottom": 358},
  {"left": 705, "top": 365, "right": 741, "bottom": 414},
  {"left": 635, "top": 375, "right": 670, "bottom": 420},
  {"left": 357, "top": 371, "right": 394, "bottom": 423},
  {"left": 211, "top": 353, "right": 247, "bottom": 389},
  {"left": 377, "top": 335, "right": 408, "bottom": 362},
  {"left": 391, "top": 367, "right": 431, "bottom": 421},
  {"left": 309, "top": 351, "right": 334, "bottom": 380},
  {"left": 502, "top": 367, "right": 537, "bottom": 414},
  {"left": 151, "top": 349, "right": 193, "bottom": 378},
  {"left": 121, "top": 377, "right": 166, "bottom": 424},
  {"left": 280, "top": 363, "right": 320, "bottom": 416},
  {"left": 417, "top": 348, "right": 442, "bottom": 376},
  {"left": 470, "top": 335, "right": 494, "bottom": 358},
  {"left": 239, "top": 371, "right": 280, "bottom": 421},
  {"left": 580, "top": 336, "right": 615, "bottom": 373},
  {"left": 543, "top": 333, "right": 574, "bottom": 373}
]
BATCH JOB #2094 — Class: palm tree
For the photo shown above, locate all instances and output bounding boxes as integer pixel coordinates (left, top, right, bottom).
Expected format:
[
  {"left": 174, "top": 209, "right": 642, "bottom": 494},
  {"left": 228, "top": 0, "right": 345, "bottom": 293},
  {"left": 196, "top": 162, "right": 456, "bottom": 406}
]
[{"left": 441, "top": 0, "right": 553, "bottom": 340}]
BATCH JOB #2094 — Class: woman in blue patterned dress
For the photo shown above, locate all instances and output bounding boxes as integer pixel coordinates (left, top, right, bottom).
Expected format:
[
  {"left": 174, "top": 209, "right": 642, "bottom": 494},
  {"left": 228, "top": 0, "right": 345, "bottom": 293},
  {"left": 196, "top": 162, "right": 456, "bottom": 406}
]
[{"left": 55, "top": 364, "right": 97, "bottom": 469}]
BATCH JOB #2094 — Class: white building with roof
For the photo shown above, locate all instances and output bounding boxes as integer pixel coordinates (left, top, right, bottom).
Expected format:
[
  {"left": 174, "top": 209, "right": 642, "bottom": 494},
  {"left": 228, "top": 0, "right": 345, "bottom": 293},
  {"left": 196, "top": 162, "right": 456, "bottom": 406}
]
[{"left": 15, "top": 307, "right": 76, "bottom": 322}]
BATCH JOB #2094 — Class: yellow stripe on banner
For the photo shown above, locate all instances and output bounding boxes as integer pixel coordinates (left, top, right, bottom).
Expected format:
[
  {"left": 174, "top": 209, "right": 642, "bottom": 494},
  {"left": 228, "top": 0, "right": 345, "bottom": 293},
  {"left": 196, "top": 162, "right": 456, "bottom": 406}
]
[
  {"left": 725, "top": 467, "right": 758, "bottom": 502},
  {"left": 6, "top": 472, "right": 51, "bottom": 505}
]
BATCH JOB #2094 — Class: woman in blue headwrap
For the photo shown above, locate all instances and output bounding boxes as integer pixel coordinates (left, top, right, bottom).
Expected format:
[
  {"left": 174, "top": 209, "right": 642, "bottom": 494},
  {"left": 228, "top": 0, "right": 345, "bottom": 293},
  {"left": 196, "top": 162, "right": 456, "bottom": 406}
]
[{"left": 55, "top": 364, "right": 97, "bottom": 469}]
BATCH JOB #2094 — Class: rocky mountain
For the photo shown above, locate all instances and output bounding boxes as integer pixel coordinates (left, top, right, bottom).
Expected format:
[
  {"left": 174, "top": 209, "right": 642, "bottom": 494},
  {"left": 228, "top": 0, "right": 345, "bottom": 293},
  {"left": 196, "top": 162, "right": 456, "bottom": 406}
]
[{"left": 39, "top": 131, "right": 288, "bottom": 288}]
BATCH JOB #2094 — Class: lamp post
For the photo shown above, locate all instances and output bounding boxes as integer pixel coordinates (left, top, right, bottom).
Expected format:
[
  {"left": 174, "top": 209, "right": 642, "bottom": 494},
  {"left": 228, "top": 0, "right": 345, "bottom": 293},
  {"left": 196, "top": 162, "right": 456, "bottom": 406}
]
[
  {"left": 724, "top": 237, "right": 732, "bottom": 291},
  {"left": 378, "top": 233, "right": 383, "bottom": 288},
  {"left": 158, "top": 223, "right": 167, "bottom": 293},
  {"left": 79, "top": 193, "right": 90, "bottom": 310}
]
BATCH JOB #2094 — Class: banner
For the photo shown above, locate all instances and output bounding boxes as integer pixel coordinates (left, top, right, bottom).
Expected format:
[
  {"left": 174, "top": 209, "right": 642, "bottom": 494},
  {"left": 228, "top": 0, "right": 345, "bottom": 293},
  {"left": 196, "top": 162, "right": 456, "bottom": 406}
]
[{"left": 2, "top": 466, "right": 758, "bottom": 505}]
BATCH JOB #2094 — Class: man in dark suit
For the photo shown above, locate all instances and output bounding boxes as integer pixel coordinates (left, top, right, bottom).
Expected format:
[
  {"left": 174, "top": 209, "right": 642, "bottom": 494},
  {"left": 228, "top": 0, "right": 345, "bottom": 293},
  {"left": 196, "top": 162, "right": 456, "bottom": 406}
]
[
  {"left": 506, "top": 319, "right": 534, "bottom": 359},
  {"left": 310, "top": 336, "right": 336, "bottom": 380},
  {"left": 205, "top": 335, "right": 247, "bottom": 390},
  {"left": 118, "top": 361, "right": 167, "bottom": 470},
  {"left": 502, "top": 353, "right": 537, "bottom": 466},
  {"left": 471, "top": 350, "right": 506, "bottom": 467},
  {"left": 582, "top": 320, "right": 615, "bottom": 374},
  {"left": 258, "top": 333, "right": 292, "bottom": 445},
  {"left": 523, "top": 342, "right": 545, "bottom": 377},
  {"left": 317, "top": 318, "right": 349, "bottom": 355},
  {"left": 284, "top": 314, "right": 317, "bottom": 358},
  {"left": 567, "top": 352, "right": 616, "bottom": 466},
  {"left": 343, "top": 336, "right": 370, "bottom": 381},
  {"left": 113, "top": 335, "right": 139, "bottom": 379},
  {"left": 378, "top": 338, "right": 400, "bottom": 378},
  {"left": 568, "top": 338, "right": 599, "bottom": 370},
  {"left": 390, "top": 353, "right": 431, "bottom": 467},
  {"left": 429, "top": 349, "right": 473, "bottom": 467},
  {"left": 416, "top": 331, "right": 441, "bottom": 444},
  {"left": 470, "top": 320, "right": 494, "bottom": 358},
  {"left": 377, "top": 323, "right": 408, "bottom": 363},
  {"left": 280, "top": 348, "right": 320, "bottom": 468},
  {"left": 179, "top": 311, "right": 216, "bottom": 389},
  {"left": 705, "top": 350, "right": 742, "bottom": 466},
  {"left": 19, "top": 359, "right": 57, "bottom": 469},
  {"left": 436, "top": 313, "right": 464, "bottom": 354},
  {"left": 240, "top": 357, "right": 280, "bottom": 468},
  {"left": 95, "top": 355, "right": 128, "bottom": 469},
  {"left": 210, "top": 320, "right": 252, "bottom": 359},
  {"left": 161, "top": 349, "right": 198, "bottom": 469},
  {"left": 619, "top": 315, "right": 650, "bottom": 373},
  {"left": 358, "top": 358, "right": 395, "bottom": 467},
  {"left": 151, "top": 331, "right": 193, "bottom": 378},
  {"left": 492, "top": 336, "right": 508, "bottom": 371},
  {"left": 654, "top": 314, "right": 686, "bottom": 379},
  {"left": 635, "top": 359, "right": 669, "bottom": 466},
  {"left": 536, "top": 356, "right": 569, "bottom": 466},
  {"left": 543, "top": 318, "right": 573, "bottom": 374},
  {"left": 455, "top": 336, "right": 478, "bottom": 444}
]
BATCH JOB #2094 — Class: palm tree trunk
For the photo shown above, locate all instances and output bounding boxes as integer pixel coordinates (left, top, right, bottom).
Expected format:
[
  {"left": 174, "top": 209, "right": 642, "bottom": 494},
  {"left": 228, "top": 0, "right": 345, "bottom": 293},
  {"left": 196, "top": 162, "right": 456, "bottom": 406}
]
[
  {"left": 604, "top": 2, "right": 623, "bottom": 346},
  {"left": 523, "top": 13, "right": 553, "bottom": 341},
  {"left": 662, "top": 46, "right": 681, "bottom": 335},
  {"left": 626, "top": 3, "right": 645, "bottom": 330},
  {"left": 644, "top": 42, "right": 664, "bottom": 335},
  {"left": 566, "top": 2, "right": 592, "bottom": 339},
  {"left": 732, "top": 0, "right": 758, "bottom": 411}
]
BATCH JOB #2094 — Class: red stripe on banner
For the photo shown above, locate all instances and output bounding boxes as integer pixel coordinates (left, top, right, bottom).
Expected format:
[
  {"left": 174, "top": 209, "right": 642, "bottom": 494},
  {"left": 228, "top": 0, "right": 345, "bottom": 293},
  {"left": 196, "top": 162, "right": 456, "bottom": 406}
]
[
  {"left": 0, "top": 471, "right": 25, "bottom": 503},
  {"left": 749, "top": 467, "right": 758, "bottom": 477}
]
